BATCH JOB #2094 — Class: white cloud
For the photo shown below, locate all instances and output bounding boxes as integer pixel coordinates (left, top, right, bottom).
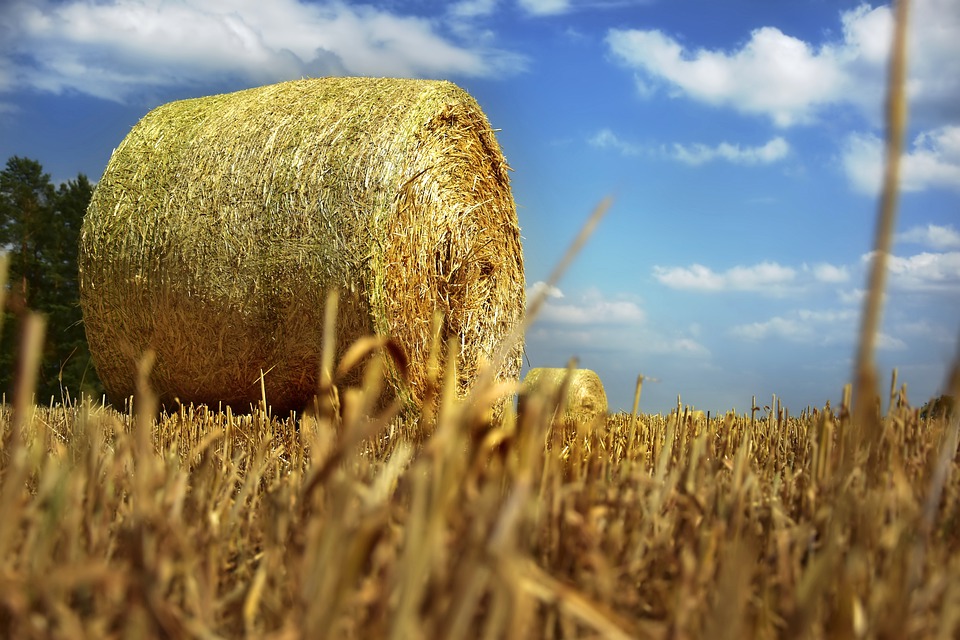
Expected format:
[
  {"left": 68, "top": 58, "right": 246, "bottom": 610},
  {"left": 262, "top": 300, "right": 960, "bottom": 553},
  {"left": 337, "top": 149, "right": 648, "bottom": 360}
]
[
  {"left": 839, "top": 133, "right": 883, "bottom": 193},
  {"left": 654, "top": 264, "right": 721, "bottom": 290},
  {"left": 562, "top": 27, "right": 588, "bottom": 43},
  {"left": 525, "top": 326, "right": 594, "bottom": 349},
  {"left": 526, "top": 280, "right": 565, "bottom": 300},
  {"left": 653, "top": 261, "right": 797, "bottom": 294},
  {"left": 590, "top": 129, "right": 790, "bottom": 166},
  {"left": 518, "top": 0, "right": 571, "bottom": 15},
  {"left": 588, "top": 128, "right": 644, "bottom": 156},
  {"left": 841, "top": 126, "right": 960, "bottom": 194},
  {"left": 876, "top": 333, "right": 908, "bottom": 351},
  {"left": 666, "top": 338, "right": 709, "bottom": 356},
  {"left": 655, "top": 254, "right": 955, "bottom": 298},
  {"left": 838, "top": 288, "right": 867, "bottom": 305},
  {"left": 731, "top": 307, "right": 905, "bottom": 350},
  {"left": 535, "top": 288, "right": 646, "bottom": 325},
  {"left": 895, "top": 319, "right": 955, "bottom": 344},
  {"left": 797, "top": 308, "right": 858, "bottom": 324},
  {"left": 836, "top": 287, "right": 896, "bottom": 308},
  {"left": 731, "top": 316, "right": 815, "bottom": 342},
  {"left": 2, "top": 0, "right": 524, "bottom": 102},
  {"left": 449, "top": 0, "right": 500, "bottom": 19},
  {"left": 730, "top": 316, "right": 812, "bottom": 340},
  {"left": 731, "top": 309, "right": 858, "bottom": 342},
  {"left": 639, "top": 337, "right": 709, "bottom": 357},
  {"left": 835, "top": 250, "right": 960, "bottom": 298},
  {"left": 901, "top": 0, "right": 960, "bottom": 124},
  {"left": 907, "top": 126, "right": 960, "bottom": 183},
  {"left": 0, "top": 54, "right": 13, "bottom": 95},
  {"left": 605, "top": 0, "right": 960, "bottom": 128},
  {"left": 809, "top": 263, "right": 851, "bottom": 284},
  {"left": 606, "top": 25, "right": 848, "bottom": 127},
  {"left": 524, "top": 287, "right": 707, "bottom": 361},
  {"left": 869, "top": 251, "right": 960, "bottom": 292},
  {"left": 525, "top": 325, "right": 709, "bottom": 360},
  {"left": 897, "top": 224, "right": 960, "bottom": 250},
  {"left": 669, "top": 137, "right": 789, "bottom": 166},
  {"left": 517, "top": 0, "right": 656, "bottom": 17}
]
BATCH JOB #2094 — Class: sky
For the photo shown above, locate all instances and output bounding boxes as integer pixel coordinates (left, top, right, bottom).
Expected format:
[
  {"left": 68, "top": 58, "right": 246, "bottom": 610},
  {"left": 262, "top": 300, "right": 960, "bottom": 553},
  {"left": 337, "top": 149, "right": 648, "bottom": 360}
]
[{"left": 1, "top": 0, "right": 958, "bottom": 414}]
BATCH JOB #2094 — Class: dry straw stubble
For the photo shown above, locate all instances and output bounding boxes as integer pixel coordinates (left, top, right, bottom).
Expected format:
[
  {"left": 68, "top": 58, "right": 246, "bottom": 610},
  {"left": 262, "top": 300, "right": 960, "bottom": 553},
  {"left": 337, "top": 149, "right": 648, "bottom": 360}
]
[{"left": 79, "top": 77, "right": 525, "bottom": 414}]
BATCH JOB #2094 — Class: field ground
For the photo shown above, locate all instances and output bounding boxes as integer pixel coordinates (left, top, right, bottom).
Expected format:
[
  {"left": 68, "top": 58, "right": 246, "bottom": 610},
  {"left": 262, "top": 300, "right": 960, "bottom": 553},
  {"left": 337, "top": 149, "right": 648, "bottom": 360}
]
[{"left": 0, "top": 362, "right": 957, "bottom": 639}]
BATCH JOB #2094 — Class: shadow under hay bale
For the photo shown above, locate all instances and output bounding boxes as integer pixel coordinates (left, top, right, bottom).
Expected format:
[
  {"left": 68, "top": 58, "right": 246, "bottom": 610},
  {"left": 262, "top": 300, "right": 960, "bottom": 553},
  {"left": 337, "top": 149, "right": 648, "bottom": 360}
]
[
  {"left": 519, "top": 367, "right": 608, "bottom": 426},
  {"left": 79, "top": 77, "right": 525, "bottom": 415}
]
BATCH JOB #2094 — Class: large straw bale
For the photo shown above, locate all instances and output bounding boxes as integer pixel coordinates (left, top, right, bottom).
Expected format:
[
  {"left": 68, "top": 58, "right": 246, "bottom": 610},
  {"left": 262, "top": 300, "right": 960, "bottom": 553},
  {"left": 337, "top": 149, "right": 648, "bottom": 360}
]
[
  {"left": 520, "top": 368, "right": 608, "bottom": 424},
  {"left": 79, "top": 77, "right": 524, "bottom": 414}
]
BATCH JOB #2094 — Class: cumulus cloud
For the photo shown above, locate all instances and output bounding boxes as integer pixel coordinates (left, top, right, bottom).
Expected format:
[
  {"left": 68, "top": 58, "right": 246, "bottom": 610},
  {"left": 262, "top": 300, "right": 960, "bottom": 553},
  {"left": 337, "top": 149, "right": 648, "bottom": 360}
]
[
  {"left": 449, "top": 0, "right": 500, "bottom": 19},
  {"left": 661, "top": 251, "right": 959, "bottom": 298},
  {"left": 590, "top": 128, "right": 789, "bottom": 166},
  {"left": 797, "top": 309, "right": 858, "bottom": 323},
  {"left": 517, "top": 0, "right": 650, "bottom": 16},
  {"left": 669, "top": 137, "right": 789, "bottom": 166},
  {"left": 841, "top": 126, "right": 960, "bottom": 194},
  {"left": 605, "top": 0, "right": 960, "bottom": 128},
  {"left": 839, "top": 133, "right": 885, "bottom": 193},
  {"left": 527, "top": 281, "right": 565, "bottom": 300},
  {"left": 606, "top": 24, "right": 848, "bottom": 127},
  {"left": 525, "top": 287, "right": 708, "bottom": 362},
  {"left": 836, "top": 287, "right": 883, "bottom": 306},
  {"left": 525, "top": 326, "right": 594, "bottom": 350},
  {"left": 731, "top": 316, "right": 816, "bottom": 342},
  {"left": 731, "top": 307, "right": 905, "bottom": 350},
  {"left": 808, "top": 263, "right": 851, "bottom": 284},
  {"left": 535, "top": 288, "right": 646, "bottom": 325},
  {"left": 659, "top": 338, "right": 709, "bottom": 356},
  {"left": 894, "top": 319, "right": 956, "bottom": 344},
  {"left": 0, "top": 53, "right": 12, "bottom": 95},
  {"left": 901, "top": 0, "right": 960, "bottom": 124},
  {"left": 518, "top": 0, "right": 570, "bottom": 15},
  {"left": 868, "top": 251, "right": 960, "bottom": 292},
  {"left": 588, "top": 128, "right": 644, "bottom": 156},
  {"left": 875, "top": 333, "right": 908, "bottom": 351},
  {"left": 732, "top": 309, "right": 859, "bottom": 342},
  {"left": 653, "top": 261, "right": 797, "bottom": 294},
  {"left": 897, "top": 224, "right": 960, "bottom": 250},
  {"left": 1, "top": 0, "right": 524, "bottom": 102}
]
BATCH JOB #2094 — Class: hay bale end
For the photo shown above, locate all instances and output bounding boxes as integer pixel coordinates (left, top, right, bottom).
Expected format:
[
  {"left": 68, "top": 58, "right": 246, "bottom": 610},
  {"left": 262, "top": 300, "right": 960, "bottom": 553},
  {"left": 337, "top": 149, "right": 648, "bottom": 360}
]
[
  {"left": 79, "top": 77, "right": 525, "bottom": 414},
  {"left": 520, "top": 367, "right": 609, "bottom": 425}
]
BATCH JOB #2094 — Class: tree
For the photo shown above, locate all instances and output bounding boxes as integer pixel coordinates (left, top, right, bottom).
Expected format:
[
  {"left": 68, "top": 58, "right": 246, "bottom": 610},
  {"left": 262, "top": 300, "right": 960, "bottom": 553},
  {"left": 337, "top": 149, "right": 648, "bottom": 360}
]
[
  {"left": 920, "top": 394, "right": 955, "bottom": 420},
  {"left": 48, "top": 173, "right": 101, "bottom": 401},
  {"left": 0, "top": 157, "right": 55, "bottom": 311},
  {"left": 0, "top": 156, "right": 102, "bottom": 403}
]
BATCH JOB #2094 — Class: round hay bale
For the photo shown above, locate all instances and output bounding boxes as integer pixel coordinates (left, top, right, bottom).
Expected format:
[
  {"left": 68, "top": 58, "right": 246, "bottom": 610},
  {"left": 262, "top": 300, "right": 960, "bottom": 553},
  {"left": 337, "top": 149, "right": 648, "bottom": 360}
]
[
  {"left": 520, "top": 368, "right": 608, "bottom": 424},
  {"left": 79, "top": 77, "right": 525, "bottom": 414}
]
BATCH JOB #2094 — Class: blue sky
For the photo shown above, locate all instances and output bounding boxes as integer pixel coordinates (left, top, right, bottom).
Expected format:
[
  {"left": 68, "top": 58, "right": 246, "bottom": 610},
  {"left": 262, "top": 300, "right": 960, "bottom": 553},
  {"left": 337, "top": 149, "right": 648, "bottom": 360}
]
[{"left": 1, "top": 0, "right": 958, "bottom": 414}]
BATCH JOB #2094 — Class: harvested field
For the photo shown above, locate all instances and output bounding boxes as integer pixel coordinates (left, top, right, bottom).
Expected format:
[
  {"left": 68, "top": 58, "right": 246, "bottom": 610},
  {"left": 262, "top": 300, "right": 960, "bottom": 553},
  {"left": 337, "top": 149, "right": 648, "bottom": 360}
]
[{"left": 0, "top": 361, "right": 957, "bottom": 638}]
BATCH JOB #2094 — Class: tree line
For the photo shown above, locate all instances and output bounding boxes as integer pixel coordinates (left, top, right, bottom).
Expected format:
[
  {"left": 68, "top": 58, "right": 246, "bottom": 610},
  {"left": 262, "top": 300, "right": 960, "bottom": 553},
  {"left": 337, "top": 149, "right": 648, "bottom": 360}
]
[{"left": 0, "top": 156, "right": 102, "bottom": 403}]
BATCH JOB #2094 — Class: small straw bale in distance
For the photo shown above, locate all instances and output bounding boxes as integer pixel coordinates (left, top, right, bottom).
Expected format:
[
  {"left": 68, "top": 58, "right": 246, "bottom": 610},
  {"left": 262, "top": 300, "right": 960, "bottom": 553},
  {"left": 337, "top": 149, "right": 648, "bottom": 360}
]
[
  {"left": 521, "top": 367, "right": 608, "bottom": 424},
  {"left": 79, "top": 77, "right": 524, "bottom": 414}
]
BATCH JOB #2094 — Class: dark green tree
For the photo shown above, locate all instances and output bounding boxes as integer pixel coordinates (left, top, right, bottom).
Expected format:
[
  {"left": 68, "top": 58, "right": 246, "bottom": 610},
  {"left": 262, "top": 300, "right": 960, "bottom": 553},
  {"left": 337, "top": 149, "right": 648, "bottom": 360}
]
[{"left": 0, "top": 156, "right": 102, "bottom": 404}]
